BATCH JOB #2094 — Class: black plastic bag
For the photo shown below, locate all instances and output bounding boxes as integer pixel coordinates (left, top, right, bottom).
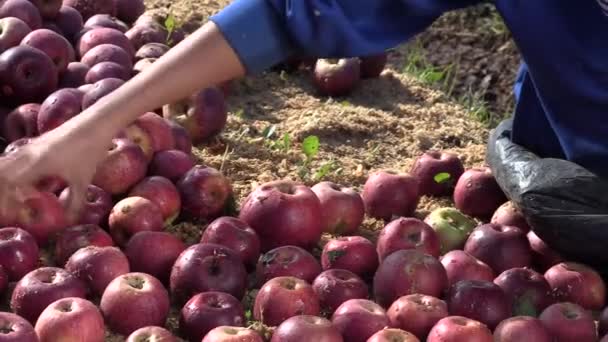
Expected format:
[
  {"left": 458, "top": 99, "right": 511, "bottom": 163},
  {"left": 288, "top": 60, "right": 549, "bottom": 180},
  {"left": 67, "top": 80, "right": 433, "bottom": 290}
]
[{"left": 486, "top": 119, "right": 608, "bottom": 274}]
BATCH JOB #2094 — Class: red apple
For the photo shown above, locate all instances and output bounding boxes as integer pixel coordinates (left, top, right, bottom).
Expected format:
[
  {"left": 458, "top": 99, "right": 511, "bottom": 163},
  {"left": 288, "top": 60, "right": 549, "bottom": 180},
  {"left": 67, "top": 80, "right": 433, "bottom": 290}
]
[
  {"left": 81, "top": 77, "right": 124, "bottom": 109},
  {"left": 135, "top": 42, "right": 169, "bottom": 60},
  {"left": 453, "top": 167, "right": 507, "bottom": 220},
  {"left": 0, "top": 227, "right": 38, "bottom": 281},
  {"left": 54, "top": 5, "right": 83, "bottom": 42},
  {"left": 114, "top": 0, "right": 144, "bottom": 24},
  {"left": 313, "top": 58, "right": 361, "bottom": 97},
  {"left": 253, "top": 276, "right": 320, "bottom": 327},
  {"left": 359, "top": 53, "right": 388, "bottom": 79},
  {"left": 53, "top": 223, "right": 113, "bottom": 266},
  {"left": 426, "top": 316, "right": 493, "bottom": 342},
  {"left": 200, "top": 216, "right": 261, "bottom": 269},
  {"left": 108, "top": 196, "right": 164, "bottom": 246},
  {"left": 21, "top": 28, "right": 75, "bottom": 73},
  {"left": 84, "top": 60, "right": 130, "bottom": 83},
  {"left": 65, "top": 245, "right": 130, "bottom": 296},
  {"left": 84, "top": 14, "right": 128, "bottom": 32},
  {"left": 100, "top": 272, "right": 170, "bottom": 336},
  {"left": 491, "top": 201, "right": 530, "bottom": 233},
  {"left": 62, "top": 0, "right": 115, "bottom": 21},
  {"left": 124, "top": 111, "right": 175, "bottom": 159},
  {"left": 527, "top": 231, "right": 562, "bottom": 272},
  {"left": 80, "top": 43, "right": 132, "bottom": 68},
  {"left": 12, "top": 191, "right": 67, "bottom": 246},
  {"left": 331, "top": 298, "right": 389, "bottom": 342},
  {"left": 125, "top": 23, "right": 165, "bottom": 51},
  {"left": 373, "top": 249, "right": 447, "bottom": 307},
  {"left": 58, "top": 184, "right": 112, "bottom": 226},
  {"left": 0, "top": 312, "right": 38, "bottom": 342},
  {"left": 367, "top": 328, "right": 420, "bottom": 342},
  {"left": 410, "top": 151, "right": 464, "bottom": 197},
  {"left": 2, "top": 103, "right": 39, "bottom": 143},
  {"left": 177, "top": 165, "right": 234, "bottom": 222},
  {"left": 439, "top": 250, "right": 495, "bottom": 287},
  {"left": 494, "top": 316, "right": 551, "bottom": 342},
  {"left": 539, "top": 302, "right": 597, "bottom": 342},
  {"left": 377, "top": 217, "right": 441, "bottom": 261},
  {"left": 464, "top": 223, "right": 532, "bottom": 274},
  {"left": 129, "top": 176, "right": 181, "bottom": 225},
  {"left": 10, "top": 267, "right": 87, "bottom": 324},
  {"left": 256, "top": 245, "right": 321, "bottom": 285},
  {"left": 446, "top": 280, "right": 511, "bottom": 330},
  {"left": 34, "top": 297, "right": 105, "bottom": 342},
  {"left": 168, "top": 120, "right": 192, "bottom": 154},
  {"left": 361, "top": 171, "right": 420, "bottom": 221},
  {"left": 544, "top": 262, "right": 606, "bottom": 311},
  {"left": 239, "top": 180, "right": 322, "bottom": 252},
  {"left": 312, "top": 269, "right": 369, "bottom": 313},
  {"left": 0, "top": 17, "right": 31, "bottom": 53},
  {"left": 271, "top": 315, "right": 343, "bottom": 342},
  {"left": 58, "top": 61, "right": 89, "bottom": 88},
  {"left": 37, "top": 87, "right": 82, "bottom": 134},
  {"left": 42, "top": 20, "right": 62, "bottom": 34},
  {"left": 0, "top": 0, "right": 42, "bottom": 30},
  {"left": 311, "top": 181, "right": 364, "bottom": 235},
  {"left": 321, "top": 236, "right": 378, "bottom": 279},
  {"left": 179, "top": 291, "right": 245, "bottom": 342},
  {"left": 494, "top": 267, "right": 553, "bottom": 317},
  {"left": 202, "top": 326, "right": 263, "bottom": 342},
  {"left": 0, "top": 265, "right": 6, "bottom": 294},
  {"left": 77, "top": 27, "right": 133, "bottom": 58},
  {"left": 424, "top": 207, "right": 477, "bottom": 254},
  {"left": 387, "top": 294, "right": 448, "bottom": 340},
  {"left": 125, "top": 231, "right": 186, "bottom": 284},
  {"left": 149, "top": 149, "right": 195, "bottom": 182},
  {"left": 170, "top": 243, "right": 248, "bottom": 304},
  {"left": 91, "top": 137, "right": 147, "bottom": 195},
  {"left": 126, "top": 326, "right": 177, "bottom": 342}
]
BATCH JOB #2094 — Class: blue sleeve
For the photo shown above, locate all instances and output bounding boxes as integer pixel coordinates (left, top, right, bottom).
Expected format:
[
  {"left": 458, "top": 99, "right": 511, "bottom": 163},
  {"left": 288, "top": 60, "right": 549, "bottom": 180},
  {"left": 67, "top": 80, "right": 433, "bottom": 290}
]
[{"left": 210, "top": 0, "right": 482, "bottom": 74}]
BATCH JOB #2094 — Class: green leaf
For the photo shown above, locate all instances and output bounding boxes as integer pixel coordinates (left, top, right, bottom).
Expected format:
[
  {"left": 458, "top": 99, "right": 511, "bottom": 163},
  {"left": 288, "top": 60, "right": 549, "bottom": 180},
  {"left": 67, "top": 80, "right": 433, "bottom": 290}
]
[
  {"left": 280, "top": 133, "right": 291, "bottom": 152},
  {"left": 261, "top": 125, "right": 276, "bottom": 139},
  {"left": 164, "top": 14, "right": 176, "bottom": 33},
  {"left": 302, "top": 135, "right": 320, "bottom": 159},
  {"left": 234, "top": 108, "right": 244, "bottom": 118},
  {"left": 434, "top": 172, "right": 451, "bottom": 184},
  {"left": 313, "top": 161, "right": 337, "bottom": 181}
]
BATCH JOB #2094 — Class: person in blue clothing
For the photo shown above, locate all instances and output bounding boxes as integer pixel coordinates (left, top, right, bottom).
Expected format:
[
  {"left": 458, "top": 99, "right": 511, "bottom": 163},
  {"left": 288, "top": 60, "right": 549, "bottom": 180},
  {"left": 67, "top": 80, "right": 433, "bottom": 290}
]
[{"left": 1, "top": 0, "right": 607, "bottom": 223}]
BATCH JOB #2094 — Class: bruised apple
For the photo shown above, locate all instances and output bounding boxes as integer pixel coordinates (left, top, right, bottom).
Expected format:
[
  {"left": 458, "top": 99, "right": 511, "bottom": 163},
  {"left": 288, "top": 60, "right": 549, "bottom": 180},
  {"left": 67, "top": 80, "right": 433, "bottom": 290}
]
[
  {"left": 410, "top": 151, "right": 464, "bottom": 197},
  {"left": 311, "top": 181, "right": 365, "bottom": 235},
  {"left": 271, "top": 315, "right": 343, "bottom": 342},
  {"left": 493, "top": 267, "right": 553, "bottom": 317},
  {"left": 544, "top": 262, "right": 606, "bottom": 311},
  {"left": 464, "top": 224, "right": 532, "bottom": 274},
  {"left": 179, "top": 291, "right": 245, "bottom": 342},
  {"left": 312, "top": 269, "right": 369, "bottom": 313},
  {"left": 108, "top": 196, "right": 164, "bottom": 246},
  {"left": 453, "top": 167, "right": 506, "bottom": 220},
  {"left": 426, "top": 316, "right": 493, "bottom": 342},
  {"left": 203, "top": 326, "right": 263, "bottom": 342},
  {"left": 491, "top": 201, "right": 530, "bottom": 233},
  {"left": 256, "top": 245, "right": 321, "bottom": 285},
  {"left": 177, "top": 165, "right": 233, "bottom": 221},
  {"left": 387, "top": 294, "right": 448, "bottom": 340},
  {"left": 331, "top": 299, "right": 389, "bottom": 342},
  {"left": 494, "top": 316, "right": 552, "bottom": 342},
  {"left": 539, "top": 302, "right": 597, "bottom": 342},
  {"left": 200, "top": 216, "right": 261, "bottom": 270},
  {"left": 361, "top": 171, "right": 420, "bottom": 221},
  {"left": 446, "top": 280, "right": 511, "bottom": 330},
  {"left": 321, "top": 236, "right": 378, "bottom": 279},
  {"left": 376, "top": 217, "right": 441, "bottom": 261},
  {"left": 439, "top": 250, "right": 495, "bottom": 288}
]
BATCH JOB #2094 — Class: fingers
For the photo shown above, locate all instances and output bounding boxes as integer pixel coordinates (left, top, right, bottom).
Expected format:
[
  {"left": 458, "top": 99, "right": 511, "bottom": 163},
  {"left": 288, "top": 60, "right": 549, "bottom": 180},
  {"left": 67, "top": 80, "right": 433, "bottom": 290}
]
[{"left": 63, "top": 181, "right": 88, "bottom": 225}]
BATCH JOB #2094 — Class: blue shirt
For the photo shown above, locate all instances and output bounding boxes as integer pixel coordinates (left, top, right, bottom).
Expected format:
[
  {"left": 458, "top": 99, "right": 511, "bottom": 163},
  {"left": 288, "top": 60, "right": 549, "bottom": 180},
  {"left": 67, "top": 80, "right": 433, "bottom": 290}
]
[{"left": 210, "top": 0, "right": 608, "bottom": 178}]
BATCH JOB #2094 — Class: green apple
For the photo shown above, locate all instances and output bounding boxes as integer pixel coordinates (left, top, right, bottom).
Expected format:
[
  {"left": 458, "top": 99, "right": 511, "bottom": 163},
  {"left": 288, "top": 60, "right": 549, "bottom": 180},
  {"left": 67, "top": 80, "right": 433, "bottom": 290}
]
[{"left": 424, "top": 207, "right": 477, "bottom": 254}]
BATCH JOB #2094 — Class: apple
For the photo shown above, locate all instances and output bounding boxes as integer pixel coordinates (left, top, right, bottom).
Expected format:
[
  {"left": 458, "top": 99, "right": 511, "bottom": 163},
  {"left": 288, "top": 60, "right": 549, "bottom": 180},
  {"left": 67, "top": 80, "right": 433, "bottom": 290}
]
[
  {"left": 132, "top": 56, "right": 155, "bottom": 74},
  {"left": 114, "top": 0, "right": 144, "bottom": 24},
  {"left": 0, "top": 46, "right": 57, "bottom": 105},
  {"left": 37, "top": 88, "right": 82, "bottom": 134},
  {"left": 58, "top": 184, "right": 113, "bottom": 226},
  {"left": 439, "top": 250, "right": 495, "bottom": 287},
  {"left": 170, "top": 243, "right": 248, "bottom": 304},
  {"left": 126, "top": 326, "right": 177, "bottom": 342},
  {"left": 163, "top": 87, "right": 227, "bottom": 143},
  {"left": 100, "top": 272, "right": 170, "bottom": 336},
  {"left": 12, "top": 191, "right": 67, "bottom": 246},
  {"left": 124, "top": 111, "right": 175, "bottom": 160},
  {"left": 253, "top": 276, "right": 320, "bottom": 327},
  {"left": 53, "top": 223, "right": 113, "bottom": 266},
  {"left": 54, "top": 5, "right": 83, "bottom": 42},
  {"left": 0, "top": 0, "right": 42, "bottom": 30},
  {"left": 84, "top": 60, "right": 130, "bottom": 83},
  {"left": 376, "top": 217, "right": 441, "bottom": 261},
  {"left": 361, "top": 171, "right": 420, "bottom": 221},
  {"left": 464, "top": 223, "right": 532, "bottom": 274},
  {"left": 424, "top": 207, "right": 477, "bottom": 254},
  {"left": 65, "top": 245, "right": 129, "bottom": 296},
  {"left": 527, "top": 231, "right": 562, "bottom": 272},
  {"left": 202, "top": 326, "right": 263, "bottom": 342},
  {"left": 21, "top": 28, "right": 75, "bottom": 73},
  {"left": 426, "top": 316, "right": 493, "bottom": 342},
  {"left": 2, "top": 103, "right": 39, "bottom": 142},
  {"left": 80, "top": 43, "right": 132, "bottom": 68},
  {"left": 125, "top": 23, "right": 165, "bottom": 51},
  {"left": 62, "top": 0, "right": 115, "bottom": 20},
  {"left": 256, "top": 245, "right": 322, "bottom": 285},
  {"left": 539, "top": 302, "right": 597, "bottom": 342},
  {"left": 200, "top": 216, "right": 261, "bottom": 269},
  {"left": 494, "top": 316, "right": 551, "bottom": 342},
  {"left": 0, "top": 312, "right": 38, "bottom": 342},
  {"left": 271, "top": 315, "right": 343, "bottom": 342},
  {"left": 491, "top": 201, "right": 530, "bottom": 233},
  {"left": 10, "top": 267, "right": 87, "bottom": 324},
  {"left": 313, "top": 58, "right": 361, "bottom": 97},
  {"left": 453, "top": 167, "right": 507, "bottom": 220},
  {"left": 410, "top": 151, "right": 464, "bottom": 196},
  {"left": 0, "top": 265, "right": 6, "bottom": 294},
  {"left": 149, "top": 149, "right": 195, "bottom": 182},
  {"left": 81, "top": 77, "right": 124, "bottom": 109},
  {"left": 168, "top": 120, "right": 192, "bottom": 154},
  {"left": 42, "top": 21, "right": 62, "bottom": 34},
  {"left": 135, "top": 42, "right": 169, "bottom": 60},
  {"left": 179, "top": 291, "right": 246, "bottom": 342},
  {"left": 108, "top": 196, "right": 164, "bottom": 246},
  {"left": 446, "top": 280, "right": 511, "bottom": 329},
  {"left": 373, "top": 249, "right": 447, "bottom": 308},
  {"left": 84, "top": 14, "right": 128, "bottom": 32},
  {"left": 312, "top": 269, "right": 369, "bottom": 313},
  {"left": 359, "top": 53, "right": 388, "bottom": 79},
  {"left": 387, "top": 294, "right": 448, "bottom": 340},
  {"left": 331, "top": 298, "right": 389, "bottom": 342},
  {"left": 125, "top": 231, "right": 186, "bottom": 284},
  {"left": 0, "top": 227, "right": 39, "bottom": 281},
  {"left": 239, "top": 180, "right": 322, "bottom": 252},
  {"left": 58, "top": 61, "right": 89, "bottom": 88},
  {"left": 77, "top": 27, "right": 134, "bottom": 58},
  {"left": 367, "top": 328, "right": 420, "bottom": 342},
  {"left": 91, "top": 137, "right": 147, "bottom": 195},
  {"left": 177, "top": 165, "right": 233, "bottom": 222},
  {"left": 29, "top": 0, "right": 61, "bottom": 19},
  {"left": 34, "top": 297, "right": 105, "bottom": 342},
  {"left": 321, "top": 236, "right": 378, "bottom": 279},
  {"left": 0, "top": 17, "right": 31, "bottom": 53},
  {"left": 494, "top": 267, "right": 553, "bottom": 317},
  {"left": 311, "top": 181, "right": 365, "bottom": 235},
  {"left": 129, "top": 176, "right": 181, "bottom": 225},
  {"left": 544, "top": 262, "right": 606, "bottom": 311}
]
